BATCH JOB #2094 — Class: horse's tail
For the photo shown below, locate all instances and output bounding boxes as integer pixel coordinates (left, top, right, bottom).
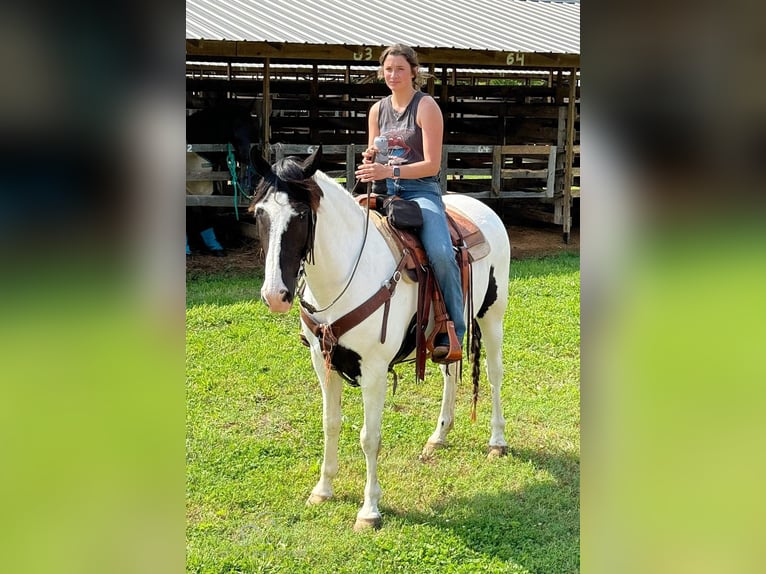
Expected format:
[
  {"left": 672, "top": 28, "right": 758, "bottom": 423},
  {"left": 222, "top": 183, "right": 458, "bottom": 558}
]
[{"left": 470, "top": 317, "right": 482, "bottom": 421}]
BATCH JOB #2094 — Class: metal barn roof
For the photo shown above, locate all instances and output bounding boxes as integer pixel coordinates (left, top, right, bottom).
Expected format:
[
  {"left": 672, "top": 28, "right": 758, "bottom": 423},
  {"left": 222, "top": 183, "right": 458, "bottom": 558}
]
[{"left": 186, "top": 0, "right": 580, "bottom": 56}]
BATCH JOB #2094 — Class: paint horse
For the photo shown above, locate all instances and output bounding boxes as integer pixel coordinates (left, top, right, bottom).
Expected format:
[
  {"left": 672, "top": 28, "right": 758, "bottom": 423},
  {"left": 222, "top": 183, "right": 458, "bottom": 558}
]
[{"left": 250, "top": 147, "right": 510, "bottom": 531}]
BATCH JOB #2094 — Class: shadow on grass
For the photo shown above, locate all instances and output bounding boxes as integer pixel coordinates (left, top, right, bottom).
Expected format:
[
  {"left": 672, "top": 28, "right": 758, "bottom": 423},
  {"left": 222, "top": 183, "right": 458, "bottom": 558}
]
[{"left": 387, "top": 447, "right": 580, "bottom": 573}]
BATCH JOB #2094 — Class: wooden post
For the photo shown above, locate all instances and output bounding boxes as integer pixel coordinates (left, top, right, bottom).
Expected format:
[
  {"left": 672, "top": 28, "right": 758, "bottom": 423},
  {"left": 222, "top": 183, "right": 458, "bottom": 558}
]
[
  {"left": 492, "top": 146, "right": 501, "bottom": 197},
  {"left": 428, "top": 63, "right": 435, "bottom": 97},
  {"left": 346, "top": 144, "right": 357, "bottom": 192},
  {"left": 226, "top": 62, "right": 232, "bottom": 99},
  {"left": 262, "top": 58, "right": 271, "bottom": 153},
  {"left": 440, "top": 147, "right": 448, "bottom": 192},
  {"left": 546, "top": 146, "right": 558, "bottom": 199},
  {"left": 553, "top": 105, "right": 567, "bottom": 225},
  {"left": 562, "top": 68, "right": 578, "bottom": 243},
  {"left": 310, "top": 64, "right": 319, "bottom": 142},
  {"left": 343, "top": 66, "right": 350, "bottom": 128}
]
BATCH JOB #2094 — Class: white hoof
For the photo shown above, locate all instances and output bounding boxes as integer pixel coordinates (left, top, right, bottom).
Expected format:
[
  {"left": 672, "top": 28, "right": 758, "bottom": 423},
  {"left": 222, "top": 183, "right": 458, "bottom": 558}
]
[
  {"left": 353, "top": 516, "right": 382, "bottom": 532},
  {"left": 306, "top": 493, "right": 331, "bottom": 505},
  {"left": 487, "top": 445, "right": 508, "bottom": 459}
]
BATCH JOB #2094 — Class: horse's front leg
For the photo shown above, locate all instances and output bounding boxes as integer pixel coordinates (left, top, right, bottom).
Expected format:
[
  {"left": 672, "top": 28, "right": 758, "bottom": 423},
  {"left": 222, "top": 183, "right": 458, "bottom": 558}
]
[
  {"left": 422, "top": 363, "right": 459, "bottom": 458},
  {"left": 307, "top": 356, "right": 343, "bottom": 505},
  {"left": 354, "top": 363, "right": 388, "bottom": 531}
]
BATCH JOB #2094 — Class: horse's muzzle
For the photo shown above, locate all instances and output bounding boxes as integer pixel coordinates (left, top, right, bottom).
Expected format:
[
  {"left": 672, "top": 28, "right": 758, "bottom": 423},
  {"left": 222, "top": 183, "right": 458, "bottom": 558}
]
[{"left": 261, "top": 288, "right": 293, "bottom": 313}]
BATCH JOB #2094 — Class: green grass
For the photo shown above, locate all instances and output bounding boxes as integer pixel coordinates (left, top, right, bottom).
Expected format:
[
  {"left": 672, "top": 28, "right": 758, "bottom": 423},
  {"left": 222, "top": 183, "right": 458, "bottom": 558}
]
[{"left": 187, "top": 253, "right": 580, "bottom": 573}]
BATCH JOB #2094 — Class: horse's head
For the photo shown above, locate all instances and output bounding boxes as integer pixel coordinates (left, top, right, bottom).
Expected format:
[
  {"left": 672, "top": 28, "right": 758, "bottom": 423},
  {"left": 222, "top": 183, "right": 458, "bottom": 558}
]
[
  {"left": 228, "top": 104, "right": 259, "bottom": 166},
  {"left": 250, "top": 147, "right": 323, "bottom": 313}
]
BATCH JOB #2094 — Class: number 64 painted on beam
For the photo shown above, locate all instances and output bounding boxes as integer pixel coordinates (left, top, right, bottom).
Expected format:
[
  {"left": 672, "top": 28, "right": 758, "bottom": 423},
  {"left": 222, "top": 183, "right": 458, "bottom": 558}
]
[{"left": 506, "top": 52, "right": 525, "bottom": 66}]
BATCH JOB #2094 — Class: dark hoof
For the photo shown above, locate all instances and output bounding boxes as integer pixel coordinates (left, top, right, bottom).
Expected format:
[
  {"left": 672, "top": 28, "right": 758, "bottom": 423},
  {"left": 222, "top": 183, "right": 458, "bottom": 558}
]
[{"left": 353, "top": 516, "right": 382, "bottom": 532}]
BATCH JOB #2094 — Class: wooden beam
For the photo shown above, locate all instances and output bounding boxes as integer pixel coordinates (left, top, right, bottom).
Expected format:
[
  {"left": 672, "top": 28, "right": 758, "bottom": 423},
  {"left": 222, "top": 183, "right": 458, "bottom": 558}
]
[
  {"left": 186, "top": 195, "right": 250, "bottom": 207},
  {"left": 186, "top": 40, "right": 579, "bottom": 69},
  {"left": 186, "top": 172, "right": 230, "bottom": 181},
  {"left": 498, "top": 144, "right": 553, "bottom": 155}
]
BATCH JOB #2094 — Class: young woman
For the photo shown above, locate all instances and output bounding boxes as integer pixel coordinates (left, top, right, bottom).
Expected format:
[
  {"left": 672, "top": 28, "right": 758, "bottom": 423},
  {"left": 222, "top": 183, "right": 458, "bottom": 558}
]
[{"left": 355, "top": 43, "right": 464, "bottom": 362}]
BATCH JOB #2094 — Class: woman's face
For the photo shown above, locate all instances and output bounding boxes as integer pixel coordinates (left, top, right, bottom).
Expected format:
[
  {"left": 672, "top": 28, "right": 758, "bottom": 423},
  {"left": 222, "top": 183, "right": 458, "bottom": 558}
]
[{"left": 382, "top": 54, "right": 414, "bottom": 90}]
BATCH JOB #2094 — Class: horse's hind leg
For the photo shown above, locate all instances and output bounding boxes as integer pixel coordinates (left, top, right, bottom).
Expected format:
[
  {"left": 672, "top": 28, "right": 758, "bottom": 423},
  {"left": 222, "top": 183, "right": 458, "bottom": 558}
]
[
  {"left": 422, "top": 363, "right": 459, "bottom": 458},
  {"left": 307, "top": 364, "right": 343, "bottom": 505},
  {"left": 479, "top": 309, "right": 508, "bottom": 457}
]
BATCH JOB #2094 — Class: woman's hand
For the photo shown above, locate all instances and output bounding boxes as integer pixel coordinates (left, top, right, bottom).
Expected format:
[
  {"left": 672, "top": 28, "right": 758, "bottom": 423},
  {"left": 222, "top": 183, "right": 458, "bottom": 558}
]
[
  {"left": 356, "top": 145, "right": 386, "bottom": 182},
  {"left": 355, "top": 160, "right": 388, "bottom": 183}
]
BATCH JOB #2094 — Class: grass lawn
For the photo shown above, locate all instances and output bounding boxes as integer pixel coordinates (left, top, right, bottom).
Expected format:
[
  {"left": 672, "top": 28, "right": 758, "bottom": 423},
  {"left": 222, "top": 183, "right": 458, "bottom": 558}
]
[{"left": 186, "top": 252, "right": 580, "bottom": 573}]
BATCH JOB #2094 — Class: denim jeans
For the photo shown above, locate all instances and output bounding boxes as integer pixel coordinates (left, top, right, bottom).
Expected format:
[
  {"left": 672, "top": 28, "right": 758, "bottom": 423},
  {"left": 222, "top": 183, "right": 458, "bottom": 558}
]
[{"left": 386, "top": 176, "right": 466, "bottom": 344}]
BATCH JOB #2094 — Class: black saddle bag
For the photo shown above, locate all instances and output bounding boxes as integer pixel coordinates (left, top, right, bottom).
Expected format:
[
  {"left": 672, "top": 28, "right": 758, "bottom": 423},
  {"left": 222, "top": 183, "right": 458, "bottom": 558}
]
[{"left": 383, "top": 196, "right": 423, "bottom": 231}]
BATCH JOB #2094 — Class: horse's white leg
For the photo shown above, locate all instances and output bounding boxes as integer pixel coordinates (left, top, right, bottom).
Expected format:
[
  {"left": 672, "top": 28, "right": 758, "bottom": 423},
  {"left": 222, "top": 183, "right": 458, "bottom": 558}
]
[
  {"left": 422, "top": 364, "right": 458, "bottom": 458},
  {"left": 354, "top": 364, "right": 387, "bottom": 531},
  {"left": 307, "top": 358, "right": 343, "bottom": 505},
  {"left": 480, "top": 311, "right": 508, "bottom": 457}
]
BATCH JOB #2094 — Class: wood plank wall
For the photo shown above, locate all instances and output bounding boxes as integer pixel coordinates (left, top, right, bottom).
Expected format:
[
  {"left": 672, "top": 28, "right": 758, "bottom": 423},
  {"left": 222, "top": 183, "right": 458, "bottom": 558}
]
[{"left": 187, "top": 64, "right": 579, "bottom": 237}]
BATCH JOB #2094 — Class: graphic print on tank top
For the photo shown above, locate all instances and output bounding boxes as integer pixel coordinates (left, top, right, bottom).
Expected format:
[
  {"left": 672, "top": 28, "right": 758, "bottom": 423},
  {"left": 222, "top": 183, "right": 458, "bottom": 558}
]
[{"left": 382, "top": 128, "right": 413, "bottom": 165}]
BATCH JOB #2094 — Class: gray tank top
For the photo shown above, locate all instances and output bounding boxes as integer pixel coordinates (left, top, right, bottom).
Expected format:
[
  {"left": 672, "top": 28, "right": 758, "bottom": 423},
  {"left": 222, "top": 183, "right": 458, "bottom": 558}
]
[{"left": 377, "top": 91, "right": 426, "bottom": 165}]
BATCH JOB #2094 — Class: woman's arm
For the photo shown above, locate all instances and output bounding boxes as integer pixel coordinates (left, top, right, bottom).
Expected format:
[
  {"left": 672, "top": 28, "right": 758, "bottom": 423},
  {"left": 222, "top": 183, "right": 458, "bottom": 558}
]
[
  {"left": 362, "top": 102, "right": 381, "bottom": 164},
  {"left": 412, "top": 94, "right": 444, "bottom": 178}
]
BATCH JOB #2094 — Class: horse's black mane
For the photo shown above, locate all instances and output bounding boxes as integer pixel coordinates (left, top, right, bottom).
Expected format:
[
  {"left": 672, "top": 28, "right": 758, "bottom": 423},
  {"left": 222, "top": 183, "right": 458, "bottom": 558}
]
[
  {"left": 251, "top": 155, "right": 323, "bottom": 211},
  {"left": 273, "top": 156, "right": 307, "bottom": 181}
]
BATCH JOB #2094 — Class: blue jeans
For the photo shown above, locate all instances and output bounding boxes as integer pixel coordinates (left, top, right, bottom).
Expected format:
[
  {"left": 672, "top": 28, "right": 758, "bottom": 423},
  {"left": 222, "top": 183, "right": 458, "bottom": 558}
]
[{"left": 386, "top": 176, "right": 465, "bottom": 344}]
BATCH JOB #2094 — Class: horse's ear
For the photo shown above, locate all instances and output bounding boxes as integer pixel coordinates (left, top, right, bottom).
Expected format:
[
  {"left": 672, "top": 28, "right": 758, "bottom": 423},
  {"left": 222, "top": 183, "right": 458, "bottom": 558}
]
[
  {"left": 251, "top": 147, "right": 272, "bottom": 177},
  {"left": 301, "top": 145, "right": 323, "bottom": 177}
]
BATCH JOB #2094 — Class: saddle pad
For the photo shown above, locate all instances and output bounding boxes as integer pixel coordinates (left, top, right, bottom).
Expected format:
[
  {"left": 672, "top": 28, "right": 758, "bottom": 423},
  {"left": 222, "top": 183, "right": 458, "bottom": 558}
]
[{"left": 367, "top": 209, "right": 405, "bottom": 262}]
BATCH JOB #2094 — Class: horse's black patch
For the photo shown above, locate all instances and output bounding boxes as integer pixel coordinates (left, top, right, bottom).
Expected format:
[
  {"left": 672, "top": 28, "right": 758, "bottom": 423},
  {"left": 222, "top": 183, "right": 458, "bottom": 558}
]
[
  {"left": 477, "top": 266, "right": 498, "bottom": 318},
  {"left": 306, "top": 315, "right": 416, "bottom": 387},
  {"left": 331, "top": 344, "right": 362, "bottom": 386}
]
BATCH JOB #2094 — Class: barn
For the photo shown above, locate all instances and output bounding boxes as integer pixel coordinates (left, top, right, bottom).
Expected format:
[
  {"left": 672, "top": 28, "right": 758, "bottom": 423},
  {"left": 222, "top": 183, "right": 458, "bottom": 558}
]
[{"left": 186, "top": 0, "right": 580, "bottom": 240}]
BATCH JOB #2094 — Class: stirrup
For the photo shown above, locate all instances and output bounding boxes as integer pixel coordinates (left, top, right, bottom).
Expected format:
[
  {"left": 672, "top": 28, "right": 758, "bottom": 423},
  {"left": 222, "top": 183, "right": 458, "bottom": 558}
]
[{"left": 430, "top": 321, "right": 462, "bottom": 364}]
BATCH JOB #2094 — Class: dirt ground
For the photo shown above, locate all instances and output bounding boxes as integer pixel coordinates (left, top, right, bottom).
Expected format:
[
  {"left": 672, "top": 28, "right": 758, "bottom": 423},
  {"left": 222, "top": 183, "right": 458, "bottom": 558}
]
[{"left": 186, "top": 222, "right": 579, "bottom": 274}]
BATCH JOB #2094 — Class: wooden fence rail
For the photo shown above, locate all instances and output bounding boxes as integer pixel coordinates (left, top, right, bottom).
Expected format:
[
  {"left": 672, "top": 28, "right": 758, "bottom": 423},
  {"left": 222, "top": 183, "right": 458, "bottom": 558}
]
[{"left": 186, "top": 143, "right": 578, "bottom": 237}]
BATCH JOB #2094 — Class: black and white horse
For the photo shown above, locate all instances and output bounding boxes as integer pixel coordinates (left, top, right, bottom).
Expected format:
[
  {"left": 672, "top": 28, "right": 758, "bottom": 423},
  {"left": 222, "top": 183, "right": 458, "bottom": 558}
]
[{"left": 250, "top": 147, "right": 510, "bottom": 530}]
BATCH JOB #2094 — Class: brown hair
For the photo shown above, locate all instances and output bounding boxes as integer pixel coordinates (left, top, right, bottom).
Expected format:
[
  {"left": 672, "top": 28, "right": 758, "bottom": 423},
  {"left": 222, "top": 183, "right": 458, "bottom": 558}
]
[{"left": 378, "top": 43, "right": 429, "bottom": 90}]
